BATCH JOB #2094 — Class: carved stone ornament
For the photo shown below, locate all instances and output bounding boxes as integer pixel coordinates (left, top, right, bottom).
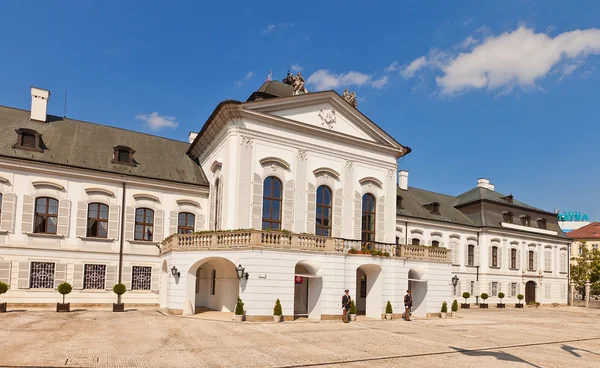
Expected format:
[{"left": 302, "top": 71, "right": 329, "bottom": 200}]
[
  {"left": 241, "top": 135, "right": 254, "bottom": 148},
  {"left": 318, "top": 108, "right": 336, "bottom": 129},
  {"left": 342, "top": 89, "right": 358, "bottom": 109},
  {"left": 345, "top": 159, "right": 355, "bottom": 169},
  {"left": 297, "top": 149, "right": 308, "bottom": 161},
  {"left": 387, "top": 169, "right": 395, "bottom": 178}
]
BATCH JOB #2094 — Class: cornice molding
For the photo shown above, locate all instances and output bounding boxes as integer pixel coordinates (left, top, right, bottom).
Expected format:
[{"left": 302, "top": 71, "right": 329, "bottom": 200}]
[
  {"left": 312, "top": 167, "right": 340, "bottom": 180},
  {"left": 0, "top": 176, "right": 10, "bottom": 184},
  {"left": 31, "top": 180, "right": 65, "bottom": 191},
  {"left": 176, "top": 199, "right": 201, "bottom": 207},
  {"left": 84, "top": 187, "right": 115, "bottom": 197},
  {"left": 259, "top": 157, "right": 291, "bottom": 170},
  {"left": 359, "top": 176, "right": 383, "bottom": 188},
  {"left": 133, "top": 193, "right": 160, "bottom": 202}
]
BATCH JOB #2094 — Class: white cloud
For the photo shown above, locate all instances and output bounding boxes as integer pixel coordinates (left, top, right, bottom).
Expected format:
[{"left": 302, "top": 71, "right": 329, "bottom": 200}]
[
  {"left": 263, "top": 24, "right": 275, "bottom": 34},
  {"left": 400, "top": 26, "right": 600, "bottom": 96},
  {"left": 236, "top": 71, "right": 254, "bottom": 86},
  {"left": 263, "top": 22, "right": 294, "bottom": 34},
  {"left": 290, "top": 64, "right": 303, "bottom": 72},
  {"left": 460, "top": 36, "right": 478, "bottom": 49},
  {"left": 385, "top": 61, "right": 400, "bottom": 72},
  {"left": 307, "top": 69, "right": 371, "bottom": 90},
  {"left": 371, "top": 76, "right": 389, "bottom": 89},
  {"left": 135, "top": 112, "right": 178, "bottom": 131}
]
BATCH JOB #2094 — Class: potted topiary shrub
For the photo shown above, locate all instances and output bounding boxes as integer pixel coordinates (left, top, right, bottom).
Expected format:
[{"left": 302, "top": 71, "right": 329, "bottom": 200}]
[
  {"left": 516, "top": 294, "right": 524, "bottom": 308},
  {"left": 440, "top": 301, "right": 448, "bottom": 318},
  {"left": 234, "top": 297, "right": 244, "bottom": 322},
  {"left": 385, "top": 300, "right": 393, "bottom": 320},
  {"left": 0, "top": 281, "right": 8, "bottom": 313},
  {"left": 480, "top": 293, "right": 489, "bottom": 308},
  {"left": 349, "top": 300, "right": 357, "bottom": 321},
  {"left": 57, "top": 282, "right": 72, "bottom": 312},
  {"left": 273, "top": 298, "right": 282, "bottom": 323},
  {"left": 451, "top": 299, "right": 458, "bottom": 317},
  {"left": 461, "top": 292, "right": 471, "bottom": 309},
  {"left": 497, "top": 292, "right": 505, "bottom": 308},
  {"left": 113, "top": 284, "right": 126, "bottom": 312}
]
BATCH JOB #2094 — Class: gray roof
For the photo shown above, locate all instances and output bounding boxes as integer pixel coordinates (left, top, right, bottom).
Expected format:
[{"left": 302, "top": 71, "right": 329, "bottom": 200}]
[
  {"left": 247, "top": 81, "right": 295, "bottom": 101},
  {"left": 0, "top": 105, "right": 208, "bottom": 186},
  {"left": 397, "top": 187, "right": 474, "bottom": 226},
  {"left": 455, "top": 187, "right": 545, "bottom": 212}
]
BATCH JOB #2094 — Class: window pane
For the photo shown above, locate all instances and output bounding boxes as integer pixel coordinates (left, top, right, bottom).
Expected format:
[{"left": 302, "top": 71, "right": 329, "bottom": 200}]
[
  {"left": 145, "top": 210, "right": 154, "bottom": 224},
  {"left": 272, "top": 201, "right": 281, "bottom": 220},
  {"left": 88, "top": 219, "right": 97, "bottom": 236},
  {"left": 47, "top": 217, "right": 57, "bottom": 234},
  {"left": 187, "top": 214, "right": 195, "bottom": 227},
  {"left": 135, "top": 225, "right": 143, "bottom": 240},
  {"left": 263, "top": 177, "right": 272, "bottom": 196},
  {"left": 323, "top": 188, "right": 331, "bottom": 206},
  {"left": 135, "top": 209, "right": 144, "bottom": 223},
  {"left": 272, "top": 179, "right": 282, "bottom": 199},
  {"left": 36, "top": 199, "right": 46, "bottom": 214},
  {"left": 272, "top": 223, "right": 280, "bottom": 230},
  {"left": 262, "top": 221, "right": 270, "bottom": 230},
  {"left": 178, "top": 213, "right": 186, "bottom": 226},
  {"left": 99, "top": 205, "right": 109, "bottom": 219},
  {"left": 22, "top": 133, "right": 37, "bottom": 148},
  {"left": 98, "top": 222, "right": 108, "bottom": 237},
  {"left": 48, "top": 199, "right": 58, "bottom": 214},
  {"left": 323, "top": 208, "right": 330, "bottom": 223},
  {"left": 316, "top": 187, "right": 324, "bottom": 204},
  {"left": 262, "top": 200, "right": 271, "bottom": 219},
  {"left": 88, "top": 205, "right": 98, "bottom": 219},
  {"left": 145, "top": 226, "right": 153, "bottom": 240}
]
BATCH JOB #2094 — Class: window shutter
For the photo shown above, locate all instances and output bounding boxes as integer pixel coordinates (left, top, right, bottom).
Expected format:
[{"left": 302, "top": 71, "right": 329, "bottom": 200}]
[
  {"left": 169, "top": 211, "right": 177, "bottom": 236},
  {"left": 306, "top": 183, "right": 316, "bottom": 234},
  {"left": 488, "top": 245, "right": 493, "bottom": 268},
  {"left": 516, "top": 249, "right": 521, "bottom": 269},
  {"left": 376, "top": 196, "right": 385, "bottom": 242},
  {"left": 0, "top": 193, "right": 17, "bottom": 232},
  {"left": 122, "top": 266, "right": 132, "bottom": 290},
  {"left": 105, "top": 266, "right": 117, "bottom": 290},
  {"left": 195, "top": 213, "right": 205, "bottom": 232},
  {"left": 108, "top": 205, "right": 120, "bottom": 240},
  {"left": 498, "top": 246, "right": 503, "bottom": 268},
  {"left": 353, "top": 191, "right": 361, "bottom": 239},
  {"left": 451, "top": 242, "right": 459, "bottom": 265},
  {"left": 283, "top": 180, "right": 294, "bottom": 231},
  {"left": 154, "top": 210, "right": 164, "bottom": 242},
  {"left": 124, "top": 206, "right": 135, "bottom": 240},
  {"left": 73, "top": 264, "right": 84, "bottom": 290},
  {"left": 18, "top": 261, "right": 30, "bottom": 289},
  {"left": 76, "top": 201, "right": 87, "bottom": 238},
  {"left": 457, "top": 280, "right": 461, "bottom": 296},
  {"left": 545, "top": 251, "right": 551, "bottom": 271},
  {"left": 151, "top": 266, "right": 159, "bottom": 292},
  {"left": 488, "top": 281, "right": 492, "bottom": 296},
  {"left": 217, "top": 178, "right": 223, "bottom": 230},
  {"left": 333, "top": 189, "right": 343, "bottom": 237},
  {"left": 0, "top": 261, "right": 11, "bottom": 284},
  {"left": 498, "top": 282, "right": 502, "bottom": 293},
  {"left": 474, "top": 244, "right": 480, "bottom": 266},
  {"left": 208, "top": 184, "right": 215, "bottom": 230},
  {"left": 21, "top": 195, "right": 34, "bottom": 233},
  {"left": 464, "top": 244, "right": 469, "bottom": 266},
  {"left": 56, "top": 199, "right": 71, "bottom": 237},
  {"left": 54, "top": 263, "right": 67, "bottom": 288},
  {"left": 251, "top": 173, "right": 262, "bottom": 229}
]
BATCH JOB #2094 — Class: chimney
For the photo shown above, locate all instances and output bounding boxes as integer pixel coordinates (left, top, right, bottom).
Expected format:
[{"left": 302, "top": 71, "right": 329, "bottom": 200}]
[
  {"left": 188, "top": 132, "right": 198, "bottom": 144},
  {"left": 477, "top": 178, "right": 495, "bottom": 191},
  {"left": 398, "top": 170, "right": 409, "bottom": 190},
  {"left": 30, "top": 87, "right": 50, "bottom": 122}
]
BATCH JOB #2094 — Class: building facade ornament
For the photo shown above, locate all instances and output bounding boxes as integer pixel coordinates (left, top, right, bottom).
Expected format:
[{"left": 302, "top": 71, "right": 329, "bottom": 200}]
[
  {"left": 318, "top": 108, "right": 336, "bottom": 129},
  {"left": 241, "top": 135, "right": 254, "bottom": 148},
  {"left": 387, "top": 169, "right": 396, "bottom": 178},
  {"left": 297, "top": 149, "right": 308, "bottom": 161},
  {"left": 345, "top": 159, "right": 354, "bottom": 169},
  {"left": 342, "top": 89, "right": 358, "bottom": 108}
]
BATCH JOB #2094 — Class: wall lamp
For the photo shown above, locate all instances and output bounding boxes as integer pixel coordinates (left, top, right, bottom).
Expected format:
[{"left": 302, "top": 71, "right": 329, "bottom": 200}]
[
  {"left": 452, "top": 275, "right": 459, "bottom": 287},
  {"left": 171, "top": 266, "right": 180, "bottom": 278},
  {"left": 236, "top": 264, "right": 249, "bottom": 280}
]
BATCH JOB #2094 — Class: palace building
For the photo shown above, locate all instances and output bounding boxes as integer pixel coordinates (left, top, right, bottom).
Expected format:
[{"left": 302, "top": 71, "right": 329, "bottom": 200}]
[{"left": 0, "top": 82, "right": 570, "bottom": 320}]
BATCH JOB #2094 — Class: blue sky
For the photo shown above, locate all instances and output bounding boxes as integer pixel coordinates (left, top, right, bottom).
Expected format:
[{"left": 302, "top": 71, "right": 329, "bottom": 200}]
[{"left": 1, "top": 0, "right": 599, "bottom": 219}]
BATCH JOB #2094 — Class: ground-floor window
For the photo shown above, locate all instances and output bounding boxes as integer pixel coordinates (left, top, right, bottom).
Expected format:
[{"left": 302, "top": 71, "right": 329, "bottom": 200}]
[
  {"left": 132, "top": 266, "right": 152, "bottom": 290},
  {"left": 30, "top": 262, "right": 55, "bottom": 289},
  {"left": 84, "top": 264, "right": 106, "bottom": 289},
  {"left": 470, "top": 281, "right": 475, "bottom": 296},
  {"left": 510, "top": 282, "right": 517, "bottom": 297},
  {"left": 491, "top": 282, "right": 498, "bottom": 296}
]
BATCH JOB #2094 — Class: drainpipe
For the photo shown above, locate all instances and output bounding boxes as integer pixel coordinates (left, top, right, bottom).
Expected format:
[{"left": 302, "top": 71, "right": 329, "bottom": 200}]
[
  {"left": 404, "top": 221, "right": 408, "bottom": 245},
  {"left": 476, "top": 231, "right": 480, "bottom": 305},
  {"left": 118, "top": 182, "right": 126, "bottom": 285}
]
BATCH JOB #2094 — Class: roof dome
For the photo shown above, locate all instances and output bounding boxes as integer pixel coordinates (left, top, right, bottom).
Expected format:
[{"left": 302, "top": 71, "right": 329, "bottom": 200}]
[{"left": 247, "top": 81, "right": 294, "bottom": 101}]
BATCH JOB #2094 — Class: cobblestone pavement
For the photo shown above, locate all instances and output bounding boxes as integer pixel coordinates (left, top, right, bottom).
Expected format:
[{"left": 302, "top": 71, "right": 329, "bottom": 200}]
[{"left": 0, "top": 306, "right": 599, "bottom": 367}]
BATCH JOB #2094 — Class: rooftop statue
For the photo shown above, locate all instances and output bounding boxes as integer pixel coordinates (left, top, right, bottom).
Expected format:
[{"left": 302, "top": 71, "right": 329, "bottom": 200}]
[
  {"left": 292, "top": 72, "right": 308, "bottom": 95},
  {"left": 342, "top": 89, "right": 358, "bottom": 108},
  {"left": 282, "top": 71, "right": 294, "bottom": 86}
]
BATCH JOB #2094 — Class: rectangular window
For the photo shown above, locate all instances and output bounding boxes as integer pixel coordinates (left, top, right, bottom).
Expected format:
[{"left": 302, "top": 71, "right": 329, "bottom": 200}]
[
  {"left": 511, "top": 249, "right": 517, "bottom": 268},
  {"left": 30, "top": 262, "right": 55, "bottom": 289},
  {"left": 131, "top": 266, "right": 152, "bottom": 290},
  {"left": 83, "top": 264, "right": 106, "bottom": 289},
  {"left": 528, "top": 251, "right": 534, "bottom": 270},
  {"left": 510, "top": 283, "right": 517, "bottom": 297},
  {"left": 211, "top": 269, "right": 216, "bottom": 296},
  {"left": 492, "top": 247, "right": 498, "bottom": 267},
  {"left": 545, "top": 251, "right": 551, "bottom": 272},
  {"left": 491, "top": 282, "right": 498, "bottom": 296},
  {"left": 411, "top": 238, "right": 420, "bottom": 245},
  {"left": 470, "top": 281, "right": 475, "bottom": 296},
  {"left": 468, "top": 245, "right": 475, "bottom": 266},
  {"left": 432, "top": 240, "right": 440, "bottom": 247}
]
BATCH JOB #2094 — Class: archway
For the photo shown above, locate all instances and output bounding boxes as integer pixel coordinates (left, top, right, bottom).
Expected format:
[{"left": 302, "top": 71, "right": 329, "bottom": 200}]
[
  {"left": 525, "top": 281, "right": 536, "bottom": 304},
  {"left": 408, "top": 268, "right": 428, "bottom": 318},
  {"left": 159, "top": 260, "right": 168, "bottom": 308},
  {"left": 186, "top": 257, "right": 239, "bottom": 315},
  {"left": 356, "top": 264, "right": 382, "bottom": 319},
  {"left": 294, "top": 261, "right": 322, "bottom": 320}
]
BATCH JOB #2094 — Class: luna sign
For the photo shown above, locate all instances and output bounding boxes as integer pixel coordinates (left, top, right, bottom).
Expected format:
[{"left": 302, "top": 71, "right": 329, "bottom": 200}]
[{"left": 557, "top": 211, "right": 589, "bottom": 222}]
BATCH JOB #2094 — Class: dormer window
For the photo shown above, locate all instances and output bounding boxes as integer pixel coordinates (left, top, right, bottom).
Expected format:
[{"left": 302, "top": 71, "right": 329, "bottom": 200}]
[
  {"left": 537, "top": 218, "right": 547, "bottom": 230},
  {"left": 521, "top": 215, "right": 531, "bottom": 227},
  {"left": 397, "top": 196, "right": 403, "bottom": 210},
  {"left": 14, "top": 128, "right": 43, "bottom": 152},
  {"left": 112, "top": 146, "right": 135, "bottom": 166},
  {"left": 502, "top": 211, "right": 514, "bottom": 223},
  {"left": 501, "top": 194, "right": 514, "bottom": 203},
  {"left": 423, "top": 202, "right": 440, "bottom": 215}
]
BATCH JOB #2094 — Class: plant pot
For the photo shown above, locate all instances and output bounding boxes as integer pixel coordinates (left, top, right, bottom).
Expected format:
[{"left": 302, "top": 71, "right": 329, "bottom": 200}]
[
  {"left": 461, "top": 303, "right": 470, "bottom": 309},
  {"left": 440, "top": 312, "right": 447, "bottom": 319},
  {"left": 385, "top": 313, "right": 392, "bottom": 320},
  {"left": 515, "top": 303, "right": 523, "bottom": 308},
  {"left": 0, "top": 302, "right": 6, "bottom": 313},
  {"left": 451, "top": 311, "right": 457, "bottom": 317},
  {"left": 480, "top": 303, "right": 488, "bottom": 308},
  {"left": 56, "top": 302, "right": 70, "bottom": 312},
  {"left": 113, "top": 303, "right": 125, "bottom": 312},
  {"left": 234, "top": 314, "right": 243, "bottom": 322},
  {"left": 349, "top": 313, "right": 357, "bottom": 321},
  {"left": 273, "top": 315, "right": 281, "bottom": 323},
  {"left": 497, "top": 303, "right": 505, "bottom": 308}
]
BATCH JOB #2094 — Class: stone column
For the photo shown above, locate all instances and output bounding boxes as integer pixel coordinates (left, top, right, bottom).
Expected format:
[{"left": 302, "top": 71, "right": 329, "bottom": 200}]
[
  {"left": 569, "top": 282, "right": 575, "bottom": 306},
  {"left": 585, "top": 281, "right": 591, "bottom": 308}
]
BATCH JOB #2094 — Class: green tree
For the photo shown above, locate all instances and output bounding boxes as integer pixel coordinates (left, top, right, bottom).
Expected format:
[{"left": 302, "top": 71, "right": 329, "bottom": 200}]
[{"left": 570, "top": 244, "right": 600, "bottom": 296}]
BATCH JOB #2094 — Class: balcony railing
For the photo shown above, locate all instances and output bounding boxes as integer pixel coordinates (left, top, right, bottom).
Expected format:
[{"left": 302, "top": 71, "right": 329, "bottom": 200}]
[{"left": 161, "top": 230, "right": 451, "bottom": 263}]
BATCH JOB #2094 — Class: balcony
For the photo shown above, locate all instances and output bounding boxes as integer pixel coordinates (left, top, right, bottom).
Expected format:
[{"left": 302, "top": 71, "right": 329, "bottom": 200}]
[{"left": 161, "top": 230, "right": 451, "bottom": 263}]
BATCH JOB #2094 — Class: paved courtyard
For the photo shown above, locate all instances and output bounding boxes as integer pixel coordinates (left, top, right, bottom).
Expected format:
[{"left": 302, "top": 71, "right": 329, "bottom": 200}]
[{"left": 0, "top": 306, "right": 599, "bottom": 368}]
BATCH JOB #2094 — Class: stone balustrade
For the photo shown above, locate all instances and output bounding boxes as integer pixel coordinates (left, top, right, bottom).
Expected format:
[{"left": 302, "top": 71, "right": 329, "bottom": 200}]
[{"left": 161, "top": 230, "right": 450, "bottom": 263}]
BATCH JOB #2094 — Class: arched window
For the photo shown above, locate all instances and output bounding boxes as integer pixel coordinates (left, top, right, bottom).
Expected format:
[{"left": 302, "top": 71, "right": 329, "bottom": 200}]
[
  {"left": 135, "top": 208, "right": 154, "bottom": 241},
  {"left": 491, "top": 246, "right": 498, "bottom": 267},
  {"left": 468, "top": 244, "right": 475, "bottom": 266},
  {"left": 315, "top": 185, "right": 332, "bottom": 236},
  {"left": 178, "top": 212, "right": 195, "bottom": 234},
  {"left": 262, "top": 176, "right": 282, "bottom": 230},
  {"left": 411, "top": 238, "right": 420, "bottom": 245},
  {"left": 528, "top": 250, "right": 534, "bottom": 270},
  {"left": 361, "top": 193, "right": 376, "bottom": 242},
  {"left": 211, "top": 269, "right": 216, "bottom": 295},
  {"left": 432, "top": 240, "right": 440, "bottom": 247},
  {"left": 214, "top": 178, "right": 220, "bottom": 230},
  {"left": 34, "top": 197, "right": 59, "bottom": 234},
  {"left": 87, "top": 203, "right": 109, "bottom": 238},
  {"left": 511, "top": 249, "right": 517, "bottom": 268}
]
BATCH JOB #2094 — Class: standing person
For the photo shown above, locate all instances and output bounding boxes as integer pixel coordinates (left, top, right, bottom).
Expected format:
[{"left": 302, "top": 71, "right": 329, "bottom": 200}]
[
  {"left": 342, "top": 289, "right": 352, "bottom": 323},
  {"left": 404, "top": 289, "right": 413, "bottom": 321}
]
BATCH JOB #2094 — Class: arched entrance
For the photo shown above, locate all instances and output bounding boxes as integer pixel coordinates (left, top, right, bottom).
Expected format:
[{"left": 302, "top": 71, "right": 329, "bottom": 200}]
[
  {"left": 159, "top": 261, "right": 168, "bottom": 308},
  {"left": 408, "top": 268, "right": 427, "bottom": 318},
  {"left": 186, "top": 257, "right": 239, "bottom": 315},
  {"left": 525, "top": 281, "right": 536, "bottom": 304},
  {"left": 294, "top": 261, "right": 322, "bottom": 320},
  {"left": 355, "top": 264, "right": 382, "bottom": 319}
]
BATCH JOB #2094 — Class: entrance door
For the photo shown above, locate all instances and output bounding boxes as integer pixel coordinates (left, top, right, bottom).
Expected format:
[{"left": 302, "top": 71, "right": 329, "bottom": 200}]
[
  {"left": 294, "top": 277, "right": 309, "bottom": 315},
  {"left": 525, "top": 281, "right": 536, "bottom": 304}
]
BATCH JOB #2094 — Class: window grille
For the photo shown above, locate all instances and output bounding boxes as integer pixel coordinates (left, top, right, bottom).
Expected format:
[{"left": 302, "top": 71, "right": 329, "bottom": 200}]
[
  {"left": 30, "top": 262, "right": 55, "bottom": 288},
  {"left": 510, "top": 283, "right": 517, "bottom": 297},
  {"left": 132, "top": 266, "right": 152, "bottom": 290},
  {"left": 83, "top": 264, "right": 106, "bottom": 289},
  {"left": 491, "top": 282, "right": 498, "bottom": 296},
  {"left": 470, "top": 281, "right": 475, "bottom": 296}
]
